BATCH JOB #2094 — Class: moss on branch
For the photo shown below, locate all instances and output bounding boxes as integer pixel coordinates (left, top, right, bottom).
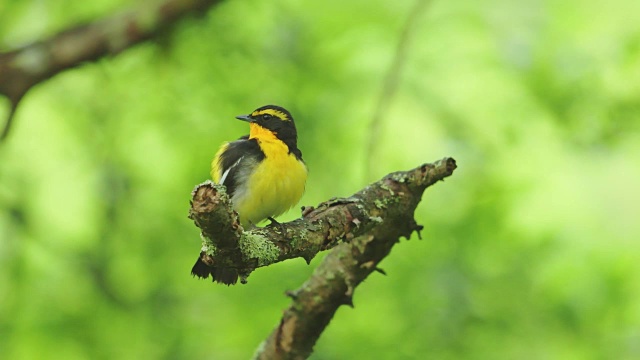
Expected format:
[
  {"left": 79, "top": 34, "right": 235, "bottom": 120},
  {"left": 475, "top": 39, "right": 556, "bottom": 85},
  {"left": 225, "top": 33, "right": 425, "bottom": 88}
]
[
  {"left": 189, "top": 157, "right": 457, "bottom": 284},
  {"left": 189, "top": 157, "right": 457, "bottom": 358}
]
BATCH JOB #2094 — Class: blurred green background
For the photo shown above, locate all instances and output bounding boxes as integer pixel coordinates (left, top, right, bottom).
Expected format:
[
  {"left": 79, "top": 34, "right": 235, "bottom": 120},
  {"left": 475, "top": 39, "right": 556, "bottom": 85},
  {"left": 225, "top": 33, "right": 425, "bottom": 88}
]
[{"left": 1, "top": 0, "right": 639, "bottom": 359}]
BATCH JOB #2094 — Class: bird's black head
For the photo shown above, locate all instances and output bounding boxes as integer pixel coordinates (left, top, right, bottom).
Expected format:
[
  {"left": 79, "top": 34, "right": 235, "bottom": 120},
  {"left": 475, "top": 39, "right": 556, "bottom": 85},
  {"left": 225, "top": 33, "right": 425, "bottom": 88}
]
[{"left": 236, "top": 105, "right": 298, "bottom": 147}]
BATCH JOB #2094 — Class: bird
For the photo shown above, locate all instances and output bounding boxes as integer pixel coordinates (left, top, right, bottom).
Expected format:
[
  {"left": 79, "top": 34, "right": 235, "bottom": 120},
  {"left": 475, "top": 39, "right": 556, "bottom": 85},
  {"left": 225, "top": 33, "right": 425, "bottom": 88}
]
[{"left": 191, "top": 105, "right": 308, "bottom": 285}]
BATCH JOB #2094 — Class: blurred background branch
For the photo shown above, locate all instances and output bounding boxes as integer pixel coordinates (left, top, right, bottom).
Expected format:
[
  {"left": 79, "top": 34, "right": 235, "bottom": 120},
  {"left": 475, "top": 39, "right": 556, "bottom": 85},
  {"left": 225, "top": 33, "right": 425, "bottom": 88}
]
[
  {"left": 365, "top": 0, "right": 431, "bottom": 180},
  {"left": 0, "top": 0, "right": 221, "bottom": 140}
]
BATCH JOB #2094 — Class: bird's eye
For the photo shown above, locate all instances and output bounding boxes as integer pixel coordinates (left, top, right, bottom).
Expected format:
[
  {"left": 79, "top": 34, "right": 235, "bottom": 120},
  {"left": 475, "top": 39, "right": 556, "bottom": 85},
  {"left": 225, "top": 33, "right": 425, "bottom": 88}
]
[{"left": 262, "top": 114, "right": 271, "bottom": 121}]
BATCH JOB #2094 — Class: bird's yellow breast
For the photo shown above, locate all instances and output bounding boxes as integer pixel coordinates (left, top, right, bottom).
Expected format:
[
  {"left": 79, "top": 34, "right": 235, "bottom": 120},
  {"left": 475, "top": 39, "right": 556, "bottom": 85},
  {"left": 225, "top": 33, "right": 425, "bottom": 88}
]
[{"left": 234, "top": 137, "right": 307, "bottom": 226}]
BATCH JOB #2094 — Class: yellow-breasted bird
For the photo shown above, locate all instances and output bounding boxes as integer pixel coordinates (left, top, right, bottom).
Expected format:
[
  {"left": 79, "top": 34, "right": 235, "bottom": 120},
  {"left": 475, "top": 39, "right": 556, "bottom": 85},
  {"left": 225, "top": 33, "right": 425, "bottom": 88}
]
[{"left": 191, "top": 105, "right": 308, "bottom": 285}]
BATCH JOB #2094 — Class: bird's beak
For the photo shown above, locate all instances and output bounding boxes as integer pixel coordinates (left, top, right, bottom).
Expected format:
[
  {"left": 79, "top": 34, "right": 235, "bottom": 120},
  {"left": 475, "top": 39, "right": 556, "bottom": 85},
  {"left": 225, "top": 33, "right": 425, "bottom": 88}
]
[{"left": 235, "top": 114, "right": 253, "bottom": 122}]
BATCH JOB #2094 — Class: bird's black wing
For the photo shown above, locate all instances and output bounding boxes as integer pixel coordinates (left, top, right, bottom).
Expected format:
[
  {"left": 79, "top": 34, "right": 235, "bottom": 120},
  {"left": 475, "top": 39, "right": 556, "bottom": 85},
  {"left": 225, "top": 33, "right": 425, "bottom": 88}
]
[{"left": 218, "top": 136, "right": 264, "bottom": 197}]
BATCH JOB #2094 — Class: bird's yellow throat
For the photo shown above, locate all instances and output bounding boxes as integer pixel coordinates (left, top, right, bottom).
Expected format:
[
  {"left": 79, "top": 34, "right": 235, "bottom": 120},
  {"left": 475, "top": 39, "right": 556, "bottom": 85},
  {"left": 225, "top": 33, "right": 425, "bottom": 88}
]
[{"left": 249, "top": 123, "right": 279, "bottom": 142}]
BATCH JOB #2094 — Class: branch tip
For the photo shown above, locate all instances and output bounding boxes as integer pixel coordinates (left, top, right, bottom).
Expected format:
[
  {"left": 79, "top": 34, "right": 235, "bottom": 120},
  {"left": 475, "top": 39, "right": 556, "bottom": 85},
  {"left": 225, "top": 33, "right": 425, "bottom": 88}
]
[
  {"left": 302, "top": 254, "right": 314, "bottom": 265},
  {"left": 374, "top": 267, "right": 387, "bottom": 276},
  {"left": 341, "top": 295, "right": 354, "bottom": 308},
  {"left": 443, "top": 157, "right": 457, "bottom": 173},
  {"left": 285, "top": 290, "right": 298, "bottom": 299},
  {"left": 414, "top": 224, "right": 424, "bottom": 239}
]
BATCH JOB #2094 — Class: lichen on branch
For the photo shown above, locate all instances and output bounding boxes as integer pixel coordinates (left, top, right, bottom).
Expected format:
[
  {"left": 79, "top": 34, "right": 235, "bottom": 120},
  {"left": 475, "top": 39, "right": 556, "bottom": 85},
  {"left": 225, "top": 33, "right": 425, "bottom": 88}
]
[
  {"left": 251, "top": 157, "right": 457, "bottom": 360},
  {"left": 189, "top": 157, "right": 457, "bottom": 285}
]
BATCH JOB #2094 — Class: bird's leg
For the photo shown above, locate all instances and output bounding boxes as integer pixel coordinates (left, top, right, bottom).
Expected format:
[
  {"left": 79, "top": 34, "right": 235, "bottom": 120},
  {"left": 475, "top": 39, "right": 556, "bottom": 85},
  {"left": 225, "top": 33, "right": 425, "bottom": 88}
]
[{"left": 268, "top": 217, "right": 287, "bottom": 234}]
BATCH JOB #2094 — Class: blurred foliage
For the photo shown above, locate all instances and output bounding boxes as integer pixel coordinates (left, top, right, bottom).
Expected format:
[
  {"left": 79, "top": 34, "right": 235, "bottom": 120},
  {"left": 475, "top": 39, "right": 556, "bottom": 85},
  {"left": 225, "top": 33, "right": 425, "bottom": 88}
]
[{"left": 1, "top": 0, "right": 640, "bottom": 359}]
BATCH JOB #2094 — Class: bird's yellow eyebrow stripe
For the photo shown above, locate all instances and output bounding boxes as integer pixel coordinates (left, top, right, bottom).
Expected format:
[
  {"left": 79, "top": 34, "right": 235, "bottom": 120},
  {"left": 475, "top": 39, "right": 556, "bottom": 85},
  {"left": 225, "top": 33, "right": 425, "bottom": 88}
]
[{"left": 251, "top": 108, "right": 290, "bottom": 121}]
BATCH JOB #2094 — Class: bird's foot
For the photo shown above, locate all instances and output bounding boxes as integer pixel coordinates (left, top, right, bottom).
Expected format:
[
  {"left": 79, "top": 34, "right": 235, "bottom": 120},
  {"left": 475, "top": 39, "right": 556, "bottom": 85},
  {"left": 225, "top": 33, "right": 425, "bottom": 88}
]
[{"left": 268, "top": 217, "right": 287, "bottom": 234}]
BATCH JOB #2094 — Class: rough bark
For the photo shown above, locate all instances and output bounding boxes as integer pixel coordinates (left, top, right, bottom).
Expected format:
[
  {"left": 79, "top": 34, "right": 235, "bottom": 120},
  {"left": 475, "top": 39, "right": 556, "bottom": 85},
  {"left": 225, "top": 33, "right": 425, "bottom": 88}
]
[{"left": 189, "top": 157, "right": 457, "bottom": 358}]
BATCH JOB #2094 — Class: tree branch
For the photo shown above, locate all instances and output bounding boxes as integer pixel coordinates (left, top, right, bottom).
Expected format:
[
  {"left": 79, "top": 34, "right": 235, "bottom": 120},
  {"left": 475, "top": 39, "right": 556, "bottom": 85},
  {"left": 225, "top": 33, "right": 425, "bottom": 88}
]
[
  {"left": 190, "top": 157, "right": 456, "bottom": 286},
  {"left": 190, "top": 157, "right": 456, "bottom": 359},
  {"left": 0, "top": 0, "right": 222, "bottom": 140},
  {"left": 250, "top": 157, "right": 455, "bottom": 359}
]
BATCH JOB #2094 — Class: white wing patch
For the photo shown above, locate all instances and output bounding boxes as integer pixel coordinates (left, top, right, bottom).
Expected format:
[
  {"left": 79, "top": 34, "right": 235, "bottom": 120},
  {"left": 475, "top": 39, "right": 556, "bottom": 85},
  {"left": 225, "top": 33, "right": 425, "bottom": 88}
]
[{"left": 219, "top": 156, "right": 244, "bottom": 185}]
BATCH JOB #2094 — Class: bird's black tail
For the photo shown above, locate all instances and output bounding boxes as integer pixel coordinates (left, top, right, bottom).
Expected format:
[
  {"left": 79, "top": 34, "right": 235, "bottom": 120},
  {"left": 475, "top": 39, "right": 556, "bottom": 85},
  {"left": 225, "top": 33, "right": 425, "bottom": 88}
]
[{"left": 191, "top": 254, "right": 238, "bottom": 286}]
